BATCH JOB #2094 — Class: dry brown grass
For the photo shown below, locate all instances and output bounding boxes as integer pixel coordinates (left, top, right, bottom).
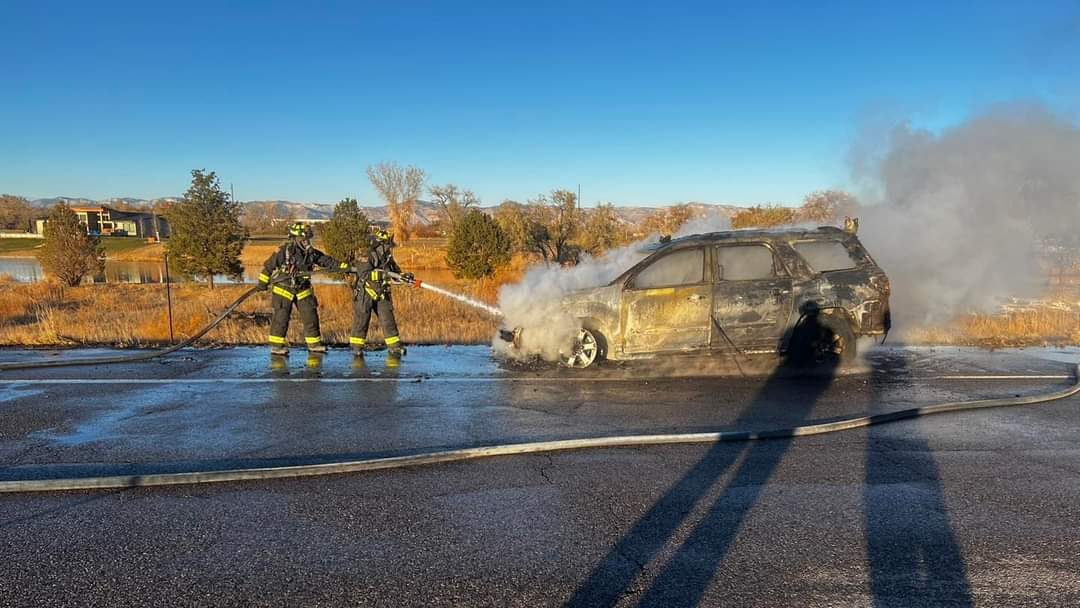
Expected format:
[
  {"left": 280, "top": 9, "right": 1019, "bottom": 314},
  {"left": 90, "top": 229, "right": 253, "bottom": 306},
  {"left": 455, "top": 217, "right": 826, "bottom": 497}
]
[
  {"left": 903, "top": 304, "right": 1080, "bottom": 348},
  {"left": 0, "top": 239, "right": 530, "bottom": 347},
  {"left": 107, "top": 242, "right": 166, "bottom": 262},
  {"left": 3, "top": 275, "right": 1074, "bottom": 347},
  {"left": 7, "top": 239, "right": 1075, "bottom": 348},
  {"left": 240, "top": 242, "right": 281, "bottom": 270},
  {"left": 0, "top": 274, "right": 508, "bottom": 347}
]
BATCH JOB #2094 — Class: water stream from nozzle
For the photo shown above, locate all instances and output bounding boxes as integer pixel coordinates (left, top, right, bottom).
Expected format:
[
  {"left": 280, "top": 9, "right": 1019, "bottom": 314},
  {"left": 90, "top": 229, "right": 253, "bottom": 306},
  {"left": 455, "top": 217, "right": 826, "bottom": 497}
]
[{"left": 417, "top": 281, "right": 504, "bottom": 318}]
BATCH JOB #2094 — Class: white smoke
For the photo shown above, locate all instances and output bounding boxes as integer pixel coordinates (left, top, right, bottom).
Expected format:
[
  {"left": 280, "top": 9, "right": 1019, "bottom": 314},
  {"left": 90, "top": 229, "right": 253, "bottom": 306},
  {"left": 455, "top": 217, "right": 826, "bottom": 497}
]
[
  {"left": 495, "top": 215, "right": 731, "bottom": 362},
  {"left": 852, "top": 103, "right": 1080, "bottom": 330}
]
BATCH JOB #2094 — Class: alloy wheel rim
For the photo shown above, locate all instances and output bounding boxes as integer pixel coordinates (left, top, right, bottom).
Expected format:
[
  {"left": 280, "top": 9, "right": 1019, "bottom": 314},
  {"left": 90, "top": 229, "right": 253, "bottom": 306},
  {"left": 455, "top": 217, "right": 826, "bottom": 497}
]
[{"left": 566, "top": 329, "right": 598, "bottom": 367}]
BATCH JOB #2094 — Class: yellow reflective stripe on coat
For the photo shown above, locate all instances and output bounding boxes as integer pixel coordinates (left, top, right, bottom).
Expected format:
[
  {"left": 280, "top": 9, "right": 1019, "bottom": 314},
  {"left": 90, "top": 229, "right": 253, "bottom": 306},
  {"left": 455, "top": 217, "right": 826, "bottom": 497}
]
[
  {"left": 272, "top": 286, "right": 295, "bottom": 300},
  {"left": 296, "top": 289, "right": 313, "bottom": 300},
  {"left": 268, "top": 335, "right": 287, "bottom": 345},
  {"left": 349, "top": 337, "right": 366, "bottom": 345},
  {"left": 339, "top": 263, "right": 349, "bottom": 270},
  {"left": 258, "top": 273, "right": 271, "bottom": 283},
  {"left": 304, "top": 336, "right": 322, "bottom": 344},
  {"left": 384, "top": 335, "right": 401, "bottom": 345},
  {"left": 364, "top": 286, "right": 382, "bottom": 300}
]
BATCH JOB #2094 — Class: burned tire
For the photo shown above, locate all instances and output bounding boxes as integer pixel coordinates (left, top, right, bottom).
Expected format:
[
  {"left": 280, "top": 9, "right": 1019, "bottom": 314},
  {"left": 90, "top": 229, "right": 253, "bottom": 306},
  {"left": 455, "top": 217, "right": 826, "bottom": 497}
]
[
  {"left": 563, "top": 327, "right": 606, "bottom": 368},
  {"left": 788, "top": 312, "right": 857, "bottom": 367},
  {"left": 812, "top": 315, "right": 857, "bottom": 366}
]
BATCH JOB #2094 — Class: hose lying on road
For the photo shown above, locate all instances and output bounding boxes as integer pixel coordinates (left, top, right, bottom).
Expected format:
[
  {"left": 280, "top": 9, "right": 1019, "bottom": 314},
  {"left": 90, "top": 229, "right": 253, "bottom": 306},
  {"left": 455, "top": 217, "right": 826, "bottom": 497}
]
[{"left": 1, "top": 365, "right": 1076, "bottom": 493}]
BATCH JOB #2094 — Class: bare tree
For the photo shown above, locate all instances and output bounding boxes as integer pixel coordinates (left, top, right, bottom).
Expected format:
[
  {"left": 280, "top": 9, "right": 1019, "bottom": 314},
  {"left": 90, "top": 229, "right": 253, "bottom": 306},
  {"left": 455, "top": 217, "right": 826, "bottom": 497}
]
[
  {"left": 525, "top": 189, "right": 581, "bottom": 265},
  {"left": 494, "top": 200, "right": 529, "bottom": 253},
  {"left": 0, "top": 195, "right": 36, "bottom": 232},
  {"left": 429, "top": 183, "right": 479, "bottom": 233},
  {"left": 799, "top": 190, "right": 858, "bottom": 224},
  {"left": 241, "top": 201, "right": 293, "bottom": 235},
  {"left": 579, "top": 203, "right": 629, "bottom": 255},
  {"left": 366, "top": 162, "right": 426, "bottom": 244},
  {"left": 640, "top": 204, "right": 696, "bottom": 236}
]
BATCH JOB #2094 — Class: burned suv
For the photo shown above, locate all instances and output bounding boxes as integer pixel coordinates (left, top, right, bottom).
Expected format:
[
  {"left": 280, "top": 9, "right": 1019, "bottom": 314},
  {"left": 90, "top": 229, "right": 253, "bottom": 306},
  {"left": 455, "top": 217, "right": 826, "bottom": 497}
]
[{"left": 548, "top": 225, "right": 890, "bottom": 367}]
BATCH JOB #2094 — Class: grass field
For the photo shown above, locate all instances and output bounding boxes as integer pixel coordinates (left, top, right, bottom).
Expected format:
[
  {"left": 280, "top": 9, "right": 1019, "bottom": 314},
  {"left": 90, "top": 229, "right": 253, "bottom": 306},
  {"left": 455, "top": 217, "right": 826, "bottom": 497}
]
[
  {"left": 0, "top": 239, "right": 42, "bottom": 255},
  {"left": 1, "top": 273, "right": 1075, "bottom": 348},
  {"left": 0, "top": 274, "right": 508, "bottom": 347},
  {"left": 0, "top": 236, "right": 162, "bottom": 260},
  {"left": 1, "top": 238, "right": 1075, "bottom": 348},
  {"left": 904, "top": 309, "right": 1080, "bottom": 347}
]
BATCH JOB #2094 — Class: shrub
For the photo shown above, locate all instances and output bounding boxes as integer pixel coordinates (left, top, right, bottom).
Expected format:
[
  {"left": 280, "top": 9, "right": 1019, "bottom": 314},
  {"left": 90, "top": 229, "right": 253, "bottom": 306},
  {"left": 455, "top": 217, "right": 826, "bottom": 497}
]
[
  {"left": 730, "top": 204, "right": 797, "bottom": 229},
  {"left": 37, "top": 203, "right": 103, "bottom": 286},
  {"left": 446, "top": 209, "right": 512, "bottom": 279}
]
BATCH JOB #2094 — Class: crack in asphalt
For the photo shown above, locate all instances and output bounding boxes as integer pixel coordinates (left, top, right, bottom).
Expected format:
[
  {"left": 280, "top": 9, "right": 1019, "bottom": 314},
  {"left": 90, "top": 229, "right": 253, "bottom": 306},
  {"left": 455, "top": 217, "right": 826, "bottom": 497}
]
[{"left": 537, "top": 454, "right": 555, "bottom": 485}]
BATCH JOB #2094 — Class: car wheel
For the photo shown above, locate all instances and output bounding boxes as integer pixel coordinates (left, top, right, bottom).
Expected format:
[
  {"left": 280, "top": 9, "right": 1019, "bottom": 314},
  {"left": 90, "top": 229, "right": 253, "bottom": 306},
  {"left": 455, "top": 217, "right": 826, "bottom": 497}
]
[
  {"left": 564, "top": 327, "right": 604, "bottom": 368},
  {"left": 811, "top": 315, "right": 857, "bottom": 366}
]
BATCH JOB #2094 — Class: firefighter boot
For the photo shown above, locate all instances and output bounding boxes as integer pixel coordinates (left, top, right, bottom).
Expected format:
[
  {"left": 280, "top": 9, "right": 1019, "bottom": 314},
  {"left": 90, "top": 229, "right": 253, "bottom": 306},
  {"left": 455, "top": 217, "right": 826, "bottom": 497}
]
[
  {"left": 388, "top": 344, "right": 405, "bottom": 358},
  {"left": 307, "top": 343, "right": 328, "bottom": 354},
  {"left": 270, "top": 346, "right": 289, "bottom": 357}
]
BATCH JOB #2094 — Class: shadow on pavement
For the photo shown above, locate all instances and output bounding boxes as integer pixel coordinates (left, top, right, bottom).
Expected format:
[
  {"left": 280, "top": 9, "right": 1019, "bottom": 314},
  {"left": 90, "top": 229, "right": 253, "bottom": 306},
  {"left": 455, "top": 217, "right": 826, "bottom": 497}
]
[
  {"left": 865, "top": 354, "right": 973, "bottom": 607},
  {"left": 567, "top": 308, "right": 841, "bottom": 607}
]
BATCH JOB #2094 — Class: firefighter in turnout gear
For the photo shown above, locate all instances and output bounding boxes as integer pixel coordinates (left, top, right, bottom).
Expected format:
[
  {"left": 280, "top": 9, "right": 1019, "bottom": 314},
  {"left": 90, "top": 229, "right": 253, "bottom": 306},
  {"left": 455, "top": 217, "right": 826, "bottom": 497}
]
[
  {"left": 350, "top": 227, "right": 413, "bottom": 358},
  {"left": 258, "top": 222, "right": 351, "bottom": 356}
]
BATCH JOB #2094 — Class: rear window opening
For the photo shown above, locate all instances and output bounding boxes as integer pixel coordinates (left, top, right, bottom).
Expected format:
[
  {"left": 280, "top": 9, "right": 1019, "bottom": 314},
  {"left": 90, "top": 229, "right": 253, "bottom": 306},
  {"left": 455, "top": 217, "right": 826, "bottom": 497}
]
[{"left": 793, "top": 240, "right": 858, "bottom": 272}]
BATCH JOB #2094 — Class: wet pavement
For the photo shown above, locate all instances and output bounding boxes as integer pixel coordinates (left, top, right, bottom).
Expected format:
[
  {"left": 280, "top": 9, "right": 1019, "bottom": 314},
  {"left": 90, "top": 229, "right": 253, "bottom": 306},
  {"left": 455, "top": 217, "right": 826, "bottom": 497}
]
[{"left": 0, "top": 345, "right": 1079, "bottom": 606}]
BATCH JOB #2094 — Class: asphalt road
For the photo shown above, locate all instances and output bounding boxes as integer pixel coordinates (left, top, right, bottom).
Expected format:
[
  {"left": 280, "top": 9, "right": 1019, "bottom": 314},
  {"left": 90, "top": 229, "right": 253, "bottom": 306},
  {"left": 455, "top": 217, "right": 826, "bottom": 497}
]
[{"left": 0, "top": 345, "right": 1078, "bottom": 607}]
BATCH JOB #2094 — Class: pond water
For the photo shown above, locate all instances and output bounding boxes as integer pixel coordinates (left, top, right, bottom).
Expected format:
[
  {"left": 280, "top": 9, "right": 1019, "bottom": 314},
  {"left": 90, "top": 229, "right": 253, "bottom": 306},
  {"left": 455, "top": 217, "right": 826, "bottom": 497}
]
[{"left": 0, "top": 258, "right": 269, "bottom": 285}]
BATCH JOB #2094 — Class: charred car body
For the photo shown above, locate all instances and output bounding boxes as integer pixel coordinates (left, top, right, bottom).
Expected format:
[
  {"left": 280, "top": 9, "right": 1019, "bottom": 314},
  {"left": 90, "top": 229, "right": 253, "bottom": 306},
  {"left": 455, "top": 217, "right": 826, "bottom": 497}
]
[{"left": 509, "top": 224, "right": 891, "bottom": 367}]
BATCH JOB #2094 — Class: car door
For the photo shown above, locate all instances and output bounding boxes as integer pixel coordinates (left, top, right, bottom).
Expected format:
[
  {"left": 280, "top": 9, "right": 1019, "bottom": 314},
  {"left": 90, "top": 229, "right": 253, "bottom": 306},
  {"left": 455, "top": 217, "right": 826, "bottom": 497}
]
[
  {"left": 712, "top": 243, "right": 795, "bottom": 350},
  {"left": 620, "top": 247, "right": 712, "bottom": 355}
]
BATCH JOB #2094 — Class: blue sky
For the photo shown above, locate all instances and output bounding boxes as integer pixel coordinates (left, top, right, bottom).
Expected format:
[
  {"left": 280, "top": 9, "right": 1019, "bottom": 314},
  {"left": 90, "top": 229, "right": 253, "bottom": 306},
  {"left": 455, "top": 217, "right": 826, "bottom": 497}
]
[{"left": 2, "top": 1, "right": 1077, "bottom": 207}]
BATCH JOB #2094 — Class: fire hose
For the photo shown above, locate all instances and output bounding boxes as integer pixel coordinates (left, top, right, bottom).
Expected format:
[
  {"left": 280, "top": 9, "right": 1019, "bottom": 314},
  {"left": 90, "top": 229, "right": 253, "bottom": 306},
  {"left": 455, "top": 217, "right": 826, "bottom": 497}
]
[{"left": 0, "top": 365, "right": 1075, "bottom": 493}]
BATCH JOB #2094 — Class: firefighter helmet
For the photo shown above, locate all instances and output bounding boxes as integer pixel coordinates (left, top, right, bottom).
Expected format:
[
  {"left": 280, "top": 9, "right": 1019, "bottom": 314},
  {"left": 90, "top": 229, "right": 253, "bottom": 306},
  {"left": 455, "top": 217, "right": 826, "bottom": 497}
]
[
  {"left": 289, "top": 222, "right": 313, "bottom": 239},
  {"left": 372, "top": 227, "right": 392, "bottom": 242}
]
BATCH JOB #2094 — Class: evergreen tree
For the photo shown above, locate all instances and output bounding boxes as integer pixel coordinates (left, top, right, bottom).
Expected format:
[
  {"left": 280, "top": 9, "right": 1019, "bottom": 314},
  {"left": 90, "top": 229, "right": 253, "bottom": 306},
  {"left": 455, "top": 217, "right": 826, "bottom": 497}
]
[
  {"left": 165, "top": 169, "right": 248, "bottom": 288},
  {"left": 320, "top": 197, "right": 370, "bottom": 272},
  {"left": 37, "top": 202, "right": 103, "bottom": 286},
  {"left": 446, "top": 209, "right": 512, "bottom": 279}
]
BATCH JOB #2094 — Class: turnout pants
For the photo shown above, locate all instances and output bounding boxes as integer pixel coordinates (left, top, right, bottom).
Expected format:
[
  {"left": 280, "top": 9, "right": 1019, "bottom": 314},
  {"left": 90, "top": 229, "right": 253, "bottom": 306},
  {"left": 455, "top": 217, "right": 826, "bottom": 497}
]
[
  {"left": 350, "top": 292, "right": 400, "bottom": 349},
  {"left": 268, "top": 288, "right": 324, "bottom": 348}
]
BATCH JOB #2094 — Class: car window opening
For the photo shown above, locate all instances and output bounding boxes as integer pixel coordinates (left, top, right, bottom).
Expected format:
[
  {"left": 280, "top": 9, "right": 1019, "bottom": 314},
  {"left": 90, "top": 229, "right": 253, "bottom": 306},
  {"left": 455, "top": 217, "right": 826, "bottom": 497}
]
[
  {"left": 634, "top": 248, "right": 704, "bottom": 289},
  {"left": 793, "top": 240, "right": 858, "bottom": 273},
  {"left": 715, "top": 245, "right": 776, "bottom": 281}
]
